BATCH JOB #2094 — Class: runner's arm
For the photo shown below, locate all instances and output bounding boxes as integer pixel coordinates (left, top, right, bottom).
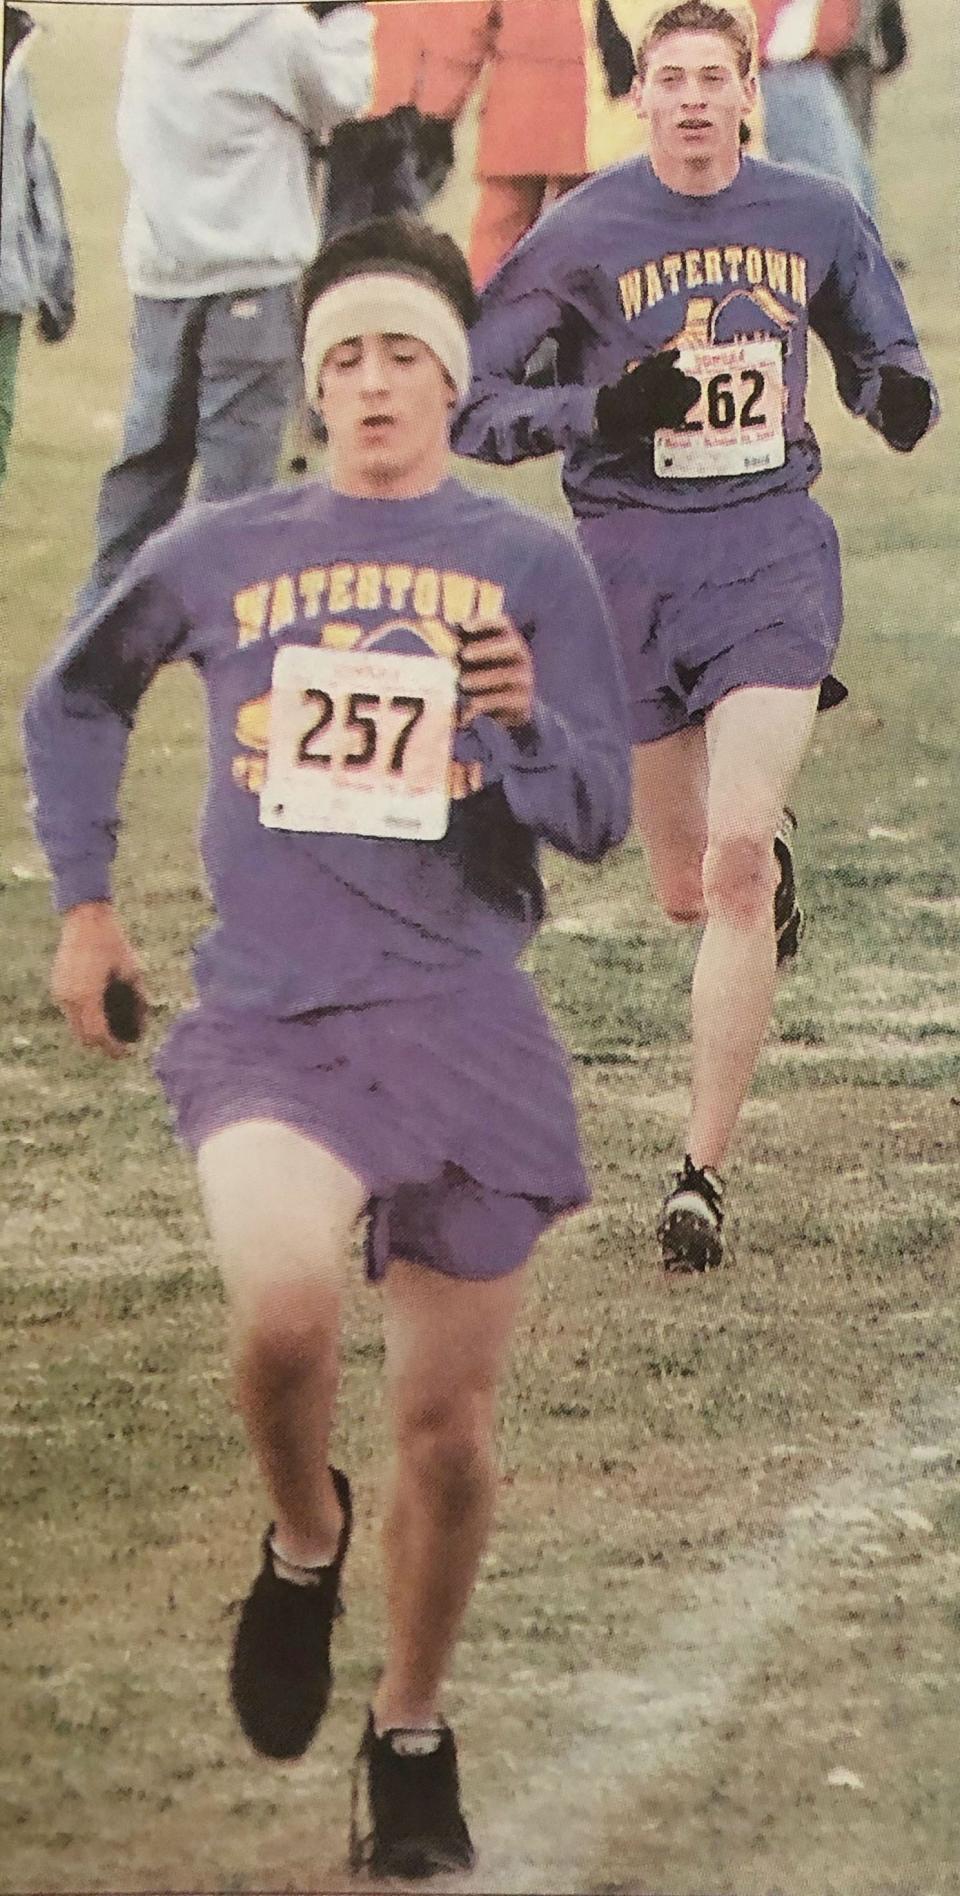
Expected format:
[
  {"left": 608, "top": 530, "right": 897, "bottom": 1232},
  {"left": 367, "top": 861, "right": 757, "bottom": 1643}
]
[
  {"left": 452, "top": 536, "right": 631, "bottom": 861},
  {"left": 453, "top": 249, "right": 598, "bottom": 465},
  {"left": 809, "top": 190, "right": 939, "bottom": 450},
  {"left": 22, "top": 556, "right": 190, "bottom": 914}
]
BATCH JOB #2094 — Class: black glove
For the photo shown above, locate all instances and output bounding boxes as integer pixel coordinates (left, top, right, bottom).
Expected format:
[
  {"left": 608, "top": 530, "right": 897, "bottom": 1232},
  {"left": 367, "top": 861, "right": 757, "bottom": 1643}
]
[
  {"left": 415, "top": 115, "right": 456, "bottom": 195},
  {"left": 876, "top": 0, "right": 908, "bottom": 75},
  {"left": 595, "top": 0, "right": 635, "bottom": 99},
  {"left": 304, "top": 2, "right": 357, "bottom": 21},
  {"left": 595, "top": 349, "right": 701, "bottom": 445},
  {"left": 37, "top": 301, "right": 74, "bottom": 344},
  {"left": 876, "top": 364, "right": 931, "bottom": 451}
]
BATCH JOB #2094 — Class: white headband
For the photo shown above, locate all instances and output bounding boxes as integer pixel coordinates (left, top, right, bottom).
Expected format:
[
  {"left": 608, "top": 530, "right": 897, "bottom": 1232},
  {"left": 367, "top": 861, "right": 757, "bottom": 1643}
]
[{"left": 303, "top": 272, "right": 472, "bottom": 406}]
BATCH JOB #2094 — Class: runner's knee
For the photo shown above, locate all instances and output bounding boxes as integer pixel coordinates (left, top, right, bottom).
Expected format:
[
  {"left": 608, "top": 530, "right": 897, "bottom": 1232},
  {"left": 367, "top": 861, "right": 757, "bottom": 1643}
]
[
  {"left": 649, "top": 862, "right": 706, "bottom": 925},
  {"left": 396, "top": 1391, "right": 496, "bottom": 1520},
  {"left": 702, "top": 827, "right": 777, "bottom": 927},
  {"left": 232, "top": 1273, "right": 339, "bottom": 1381}
]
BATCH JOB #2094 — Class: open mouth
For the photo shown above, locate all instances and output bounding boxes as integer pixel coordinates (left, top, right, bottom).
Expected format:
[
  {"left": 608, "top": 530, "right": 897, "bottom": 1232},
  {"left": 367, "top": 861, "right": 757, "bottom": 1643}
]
[{"left": 679, "top": 117, "right": 712, "bottom": 132}]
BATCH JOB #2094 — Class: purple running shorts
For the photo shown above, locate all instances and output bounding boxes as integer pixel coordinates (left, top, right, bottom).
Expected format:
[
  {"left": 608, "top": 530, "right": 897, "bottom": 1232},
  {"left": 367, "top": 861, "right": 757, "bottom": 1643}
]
[
  {"left": 155, "top": 972, "right": 588, "bottom": 1284},
  {"left": 577, "top": 490, "right": 843, "bottom": 744}
]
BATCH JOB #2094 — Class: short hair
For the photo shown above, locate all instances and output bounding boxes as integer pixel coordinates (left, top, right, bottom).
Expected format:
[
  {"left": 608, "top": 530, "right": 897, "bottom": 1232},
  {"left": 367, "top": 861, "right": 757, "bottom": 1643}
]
[
  {"left": 635, "top": 1, "right": 757, "bottom": 79},
  {"left": 301, "top": 214, "right": 478, "bottom": 342}
]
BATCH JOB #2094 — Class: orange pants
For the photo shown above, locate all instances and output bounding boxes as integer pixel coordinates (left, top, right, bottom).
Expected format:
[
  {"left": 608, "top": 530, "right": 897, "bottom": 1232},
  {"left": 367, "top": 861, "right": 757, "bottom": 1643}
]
[{"left": 469, "top": 174, "right": 585, "bottom": 288}]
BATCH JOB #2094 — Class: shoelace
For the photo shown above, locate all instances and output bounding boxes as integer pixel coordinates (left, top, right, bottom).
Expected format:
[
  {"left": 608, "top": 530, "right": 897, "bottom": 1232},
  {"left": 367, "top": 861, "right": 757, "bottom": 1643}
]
[{"left": 676, "top": 1159, "right": 724, "bottom": 1221}]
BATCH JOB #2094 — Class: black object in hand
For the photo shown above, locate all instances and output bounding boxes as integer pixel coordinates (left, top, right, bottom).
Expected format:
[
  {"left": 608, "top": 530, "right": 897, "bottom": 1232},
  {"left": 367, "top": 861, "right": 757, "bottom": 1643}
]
[
  {"left": 595, "top": 350, "right": 701, "bottom": 445},
  {"left": 103, "top": 977, "right": 145, "bottom": 1044},
  {"left": 876, "top": 364, "right": 931, "bottom": 451},
  {"left": 876, "top": 0, "right": 908, "bottom": 75},
  {"left": 37, "top": 301, "right": 74, "bottom": 344}
]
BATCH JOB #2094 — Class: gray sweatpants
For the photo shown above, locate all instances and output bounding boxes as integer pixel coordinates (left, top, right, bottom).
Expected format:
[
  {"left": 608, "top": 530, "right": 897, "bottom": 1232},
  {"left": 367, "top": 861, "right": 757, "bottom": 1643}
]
[{"left": 75, "top": 284, "right": 299, "bottom": 616}]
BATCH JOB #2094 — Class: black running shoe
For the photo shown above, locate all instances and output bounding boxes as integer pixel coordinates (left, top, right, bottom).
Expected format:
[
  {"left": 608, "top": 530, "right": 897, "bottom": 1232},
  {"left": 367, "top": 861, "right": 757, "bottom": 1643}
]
[
  {"left": 228, "top": 1465, "right": 351, "bottom": 1760},
  {"left": 774, "top": 808, "right": 805, "bottom": 967},
  {"left": 657, "top": 1155, "right": 725, "bottom": 1273},
  {"left": 349, "top": 1711, "right": 476, "bottom": 1879}
]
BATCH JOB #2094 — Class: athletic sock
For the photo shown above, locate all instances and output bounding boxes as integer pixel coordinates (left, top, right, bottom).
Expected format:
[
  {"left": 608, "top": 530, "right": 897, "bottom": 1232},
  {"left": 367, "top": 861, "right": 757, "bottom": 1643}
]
[
  {"left": 268, "top": 1532, "right": 335, "bottom": 1586},
  {"left": 374, "top": 1722, "right": 445, "bottom": 1753}
]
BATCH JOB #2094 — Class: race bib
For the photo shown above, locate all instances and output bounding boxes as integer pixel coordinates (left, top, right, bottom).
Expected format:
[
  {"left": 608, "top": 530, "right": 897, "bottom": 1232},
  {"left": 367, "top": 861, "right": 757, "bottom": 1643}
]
[
  {"left": 260, "top": 645, "right": 457, "bottom": 841},
  {"left": 654, "top": 337, "right": 786, "bottom": 480}
]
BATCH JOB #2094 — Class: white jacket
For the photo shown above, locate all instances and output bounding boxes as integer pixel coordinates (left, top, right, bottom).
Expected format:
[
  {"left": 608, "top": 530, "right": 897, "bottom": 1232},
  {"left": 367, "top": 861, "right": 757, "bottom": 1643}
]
[{"left": 117, "top": 4, "right": 372, "bottom": 299}]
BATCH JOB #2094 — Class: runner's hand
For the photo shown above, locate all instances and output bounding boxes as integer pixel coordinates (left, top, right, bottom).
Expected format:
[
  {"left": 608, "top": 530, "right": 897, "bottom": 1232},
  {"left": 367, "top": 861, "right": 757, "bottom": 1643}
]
[
  {"left": 595, "top": 350, "right": 700, "bottom": 444},
  {"left": 458, "top": 614, "right": 535, "bottom": 730},
  {"left": 876, "top": 364, "right": 931, "bottom": 451},
  {"left": 52, "top": 903, "right": 147, "bottom": 1058}
]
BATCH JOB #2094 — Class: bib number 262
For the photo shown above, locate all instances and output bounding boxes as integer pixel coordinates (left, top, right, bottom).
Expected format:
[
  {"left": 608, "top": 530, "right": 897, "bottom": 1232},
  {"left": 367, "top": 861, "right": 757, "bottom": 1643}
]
[{"left": 655, "top": 338, "right": 786, "bottom": 480}]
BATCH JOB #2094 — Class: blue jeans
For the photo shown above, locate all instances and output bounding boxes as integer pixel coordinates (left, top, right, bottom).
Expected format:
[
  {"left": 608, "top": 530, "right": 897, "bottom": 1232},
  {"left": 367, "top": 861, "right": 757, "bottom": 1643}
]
[
  {"left": 761, "top": 62, "right": 877, "bottom": 219},
  {"left": 0, "top": 312, "right": 23, "bottom": 489},
  {"left": 76, "top": 284, "right": 298, "bottom": 615}
]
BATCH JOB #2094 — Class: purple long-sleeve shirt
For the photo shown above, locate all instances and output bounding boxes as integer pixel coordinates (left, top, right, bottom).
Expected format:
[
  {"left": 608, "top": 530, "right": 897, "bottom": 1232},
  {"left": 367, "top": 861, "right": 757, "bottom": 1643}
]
[
  {"left": 24, "top": 476, "right": 631, "bottom": 1017},
  {"left": 454, "top": 155, "right": 938, "bottom": 516}
]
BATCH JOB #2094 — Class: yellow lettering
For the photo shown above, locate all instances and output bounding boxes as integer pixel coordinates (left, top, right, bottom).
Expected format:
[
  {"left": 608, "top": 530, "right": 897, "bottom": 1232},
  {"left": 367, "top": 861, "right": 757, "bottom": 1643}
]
[
  {"left": 232, "top": 754, "right": 266, "bottom": 793},
  {"left": 790, "top": 252, "right": 808, "bottom": 304},
  {"left": 413, "top": 569, "right": 440, "bottom": 617},
  {"left": 476, "top": 580, "right": 505, "bottom": 621},
  {"left": 644, "top": 262, "right": 664, "bottom": 306},
  {"left": 685, "top": 249, "right": 704, "bottom": 289},
  {"left": 321, "top": 619, "right": 363, "bottom": 650},
  {"left": 724, "top": 245, "right": 744, "bottom": 282},
  {"left": 442, "top": 572, "right": 478, "bottom": 626},
  {"left": 765, "top": 248, "right": 788, "bottom": 295},
  {"left": 417, "top": 617, "right": 459, "bottom": 659},
  {"left": 328, "top": 563, "right": 355, "bottom": 613},
  {"left": 385, "top": 564, "right": 413, "bottom": 610},
  {"left": 233, "top": 582, "right": 270, "bottom": 648},
  {"left": 745, "top": 246, "right": 764, "bottom": 286},
  {"left": 703, "top": 248, "right": 724, "bottom": 285},
  {"left": 298, "top": 568, "right": 328, "bottom": 619},
  {"left": 661, "top": 253, "right": 683, "bottom": 295},
  {"left": 354, "top": 564, "right": 383, "bottom": 611},
  {"left": 618, "top": 268, "right": 645, "bottom": 320},
  {"left": 268, "top": 574, "right": 297, "bottom": 636}
]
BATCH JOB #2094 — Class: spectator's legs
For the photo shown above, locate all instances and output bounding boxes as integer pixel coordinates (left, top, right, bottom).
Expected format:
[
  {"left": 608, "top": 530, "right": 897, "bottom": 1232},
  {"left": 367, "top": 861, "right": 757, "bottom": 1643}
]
[
  {"left": 832, "top": 49, "right": 876, "bottom": 147},
  {"left": 761, "top": 61, "right": 877, "bottom": 219},
  {"left": 469, "top": 176, "right": 547, "bottom": 289},
  {"left": 195, "top": 286, "right": 299, "bottom": 503},
  {"left": 0, "top": 313, "right": 23, "bottom": 489},
  {"left": 74, "top": 297, "right": 201, "bottom": 615}
]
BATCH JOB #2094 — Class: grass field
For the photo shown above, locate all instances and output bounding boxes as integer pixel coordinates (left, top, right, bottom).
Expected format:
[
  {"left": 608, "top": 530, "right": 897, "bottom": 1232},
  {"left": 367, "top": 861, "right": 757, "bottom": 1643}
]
[{"left": 2, "top": 4, "right": 959, "bottom": 1892}]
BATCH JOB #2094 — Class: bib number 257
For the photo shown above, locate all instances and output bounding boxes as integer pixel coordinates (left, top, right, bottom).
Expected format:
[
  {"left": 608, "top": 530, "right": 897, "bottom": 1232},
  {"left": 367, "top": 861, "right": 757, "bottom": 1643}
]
[{"left": 261, "top": 645, "right": 458, "bottom": 841}]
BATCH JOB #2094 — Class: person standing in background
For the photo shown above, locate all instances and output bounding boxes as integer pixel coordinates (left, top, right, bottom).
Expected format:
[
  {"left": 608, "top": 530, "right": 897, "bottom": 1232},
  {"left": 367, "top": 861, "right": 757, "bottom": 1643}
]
[
  {"left": 830, "top": 0, "right": 908, "bottom": 150},
  {"left": 373, "top": 0, "right": 757, "bottom": 288},
  {"left": 752, "top": 0, "right": 876, "bottom": 213},
  {"left": 0, "top": 6, "right": 75, "bottom": 491},
  {"left": 72, "top": 2, "right": 372, "bottom": 618}
]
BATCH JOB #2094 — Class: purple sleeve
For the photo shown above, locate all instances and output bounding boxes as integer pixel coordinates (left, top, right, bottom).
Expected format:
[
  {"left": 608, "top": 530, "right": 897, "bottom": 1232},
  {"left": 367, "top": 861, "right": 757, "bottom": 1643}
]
[
  {"left": 454, "top": 248, "right": 598, "bottom": 465},
  {"left": 452, "top": 533, "right": 631, "bottom": 860},
  {"left": 809, "top": 191, "right": 939, "bottom": 444},
  {"left": 22, "top": 557, "right": 190, "bottom": 912}
]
